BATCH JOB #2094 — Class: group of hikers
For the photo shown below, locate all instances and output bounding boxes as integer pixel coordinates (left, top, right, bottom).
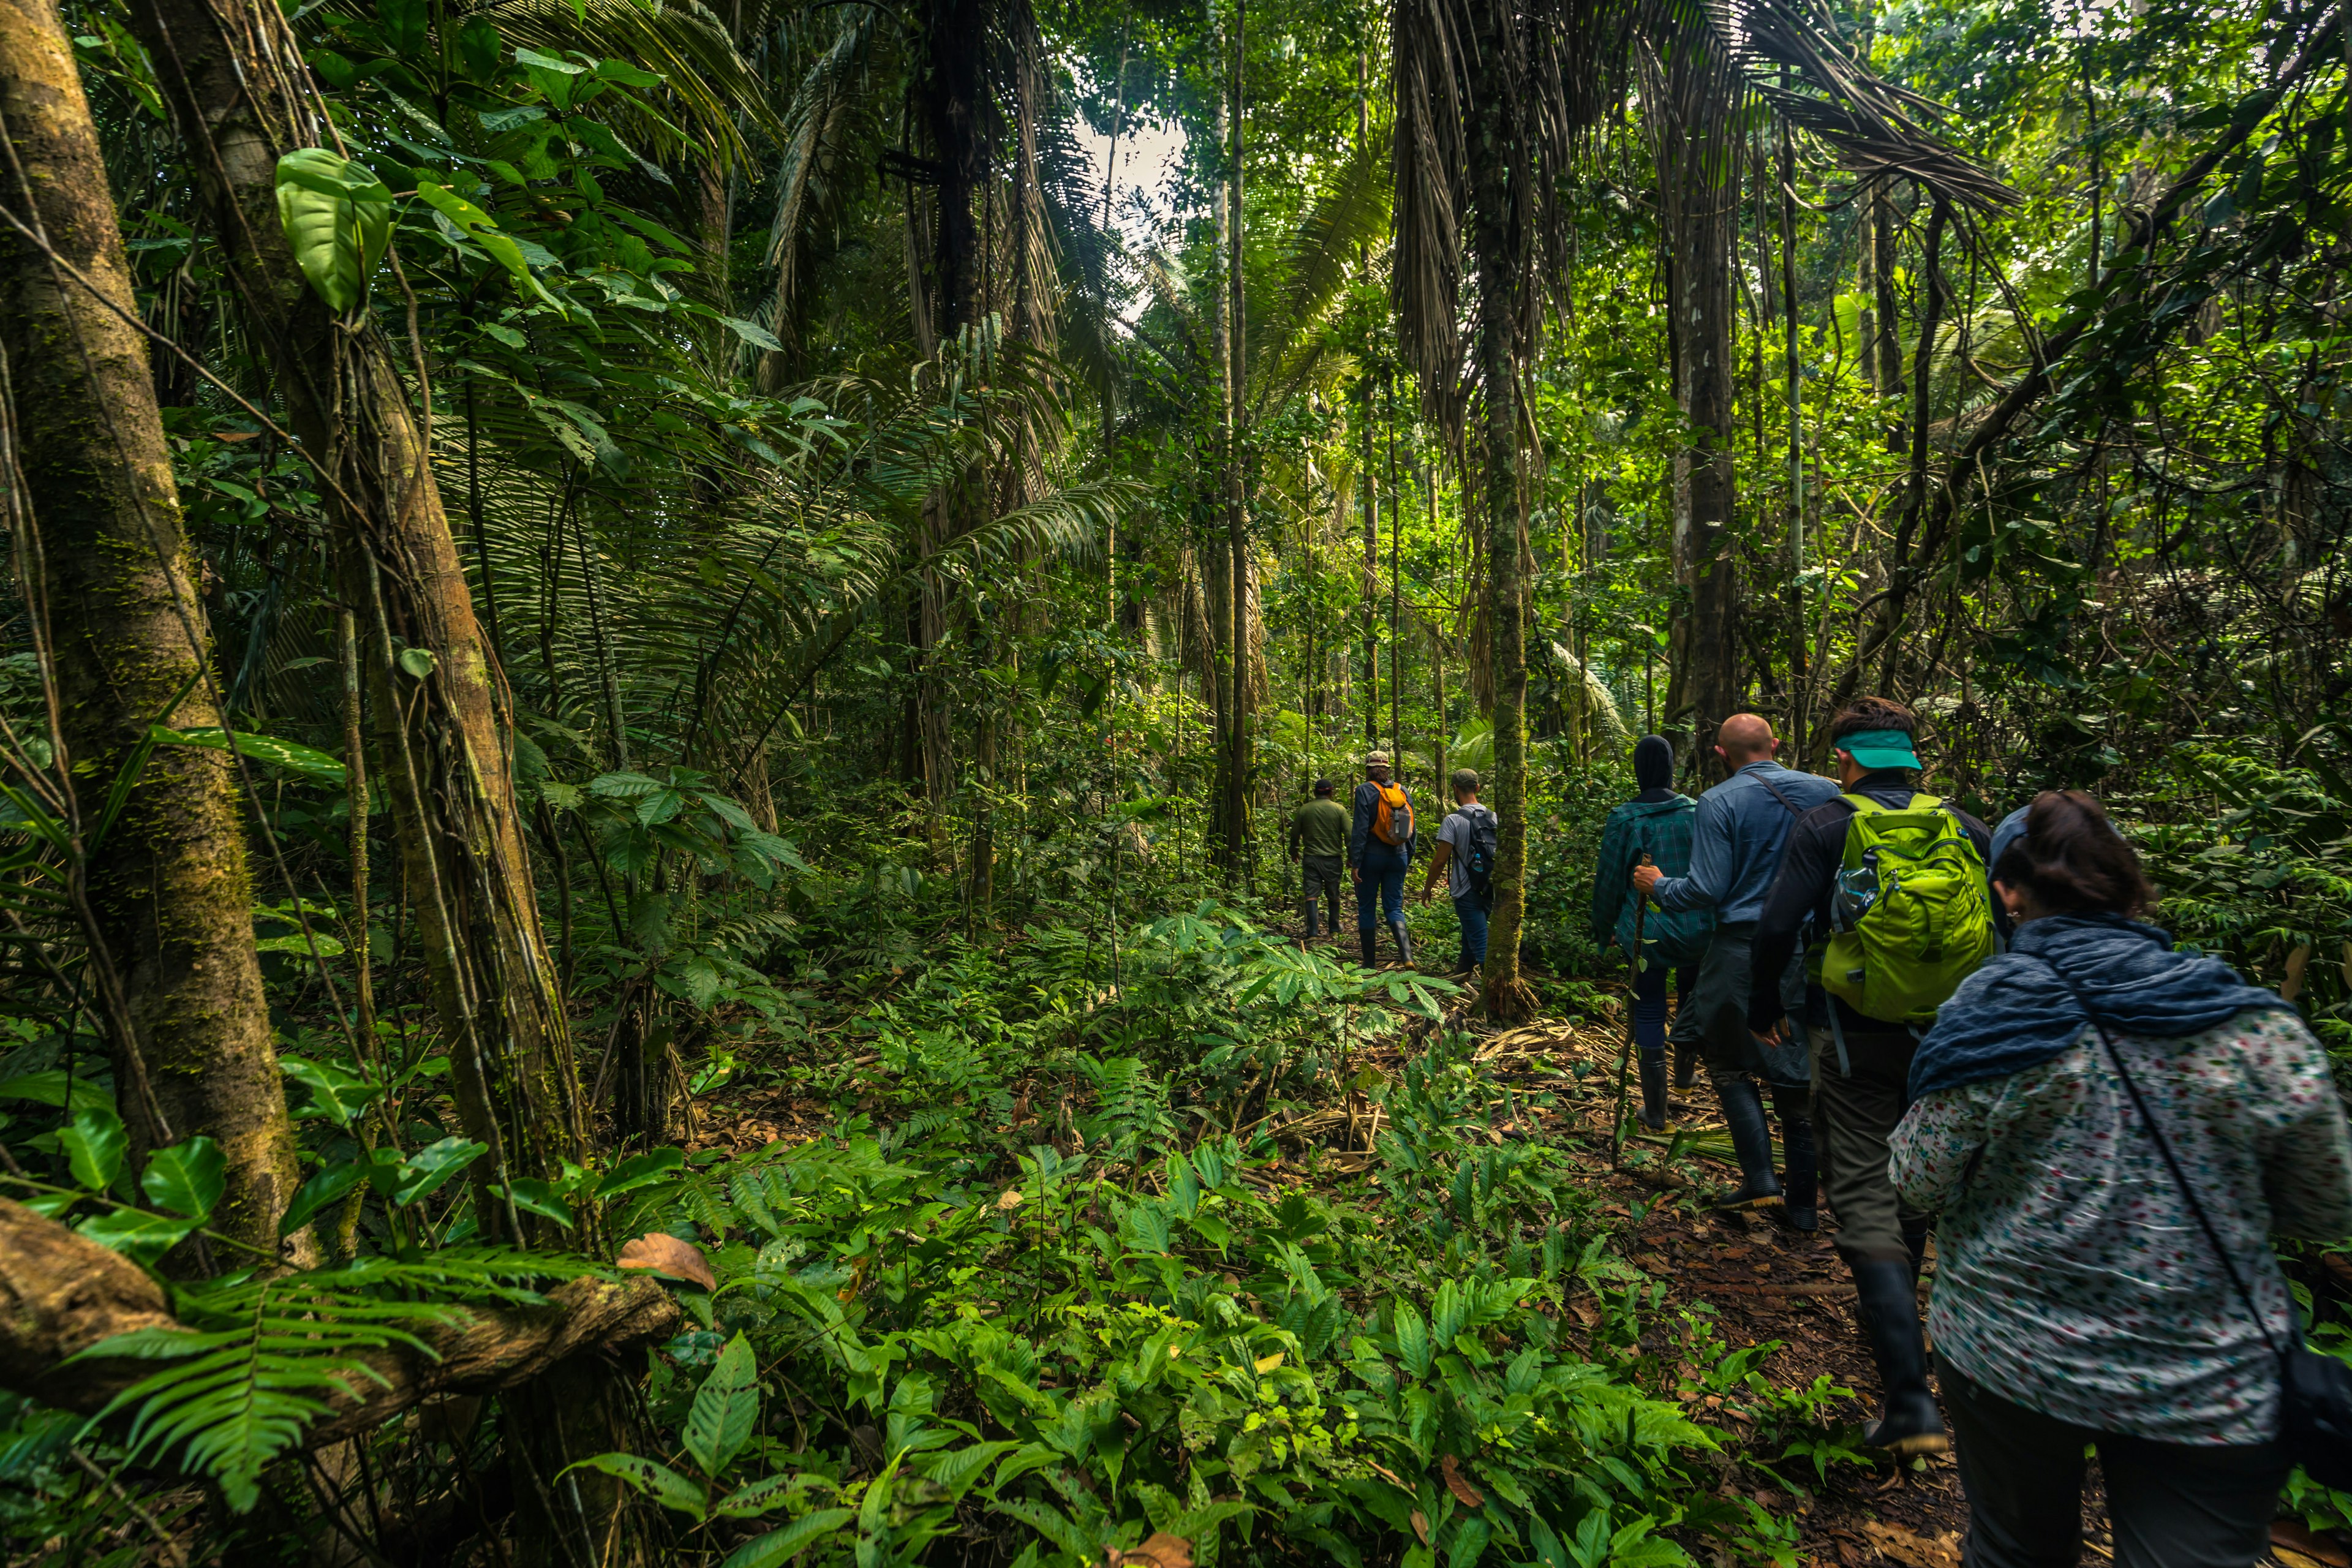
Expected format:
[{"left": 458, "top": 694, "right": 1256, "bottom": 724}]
[
  {"left": 1283, "top": 750, "right": 1499, "bottom": 975},
  {"left": 1584, "top": 696, "right": 2352, "bottom": 1567},
  {"left": 1281, "top": 703, "right": 2352, "bottom": 1564}
]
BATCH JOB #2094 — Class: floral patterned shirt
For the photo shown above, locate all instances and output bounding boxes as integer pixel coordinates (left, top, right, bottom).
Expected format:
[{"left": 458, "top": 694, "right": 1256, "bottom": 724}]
[{"left": 1890, "top": 1008, "right": 2352, "bottom": 1445}]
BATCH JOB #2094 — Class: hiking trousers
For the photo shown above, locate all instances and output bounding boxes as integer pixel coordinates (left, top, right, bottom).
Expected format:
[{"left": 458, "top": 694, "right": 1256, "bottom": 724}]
[
  {"left": 1668, "top": 924, "right": 1809, "bottom": 1088},
  {"left": 1354, "top": 845, "right": 1408, "bottom": 932},
  {"left": 1452, "top": 891, "right": 1490, "bottom": 971},
  {"left": 1939, "top": 1355, "right": 2286, "bottom": 1568},
  {"left": 1809, "top": 1019, "right": 1931, "bottom": 1266},
  {"left": 1300, "top": 854, "right": 1343, "bottom": 930}
]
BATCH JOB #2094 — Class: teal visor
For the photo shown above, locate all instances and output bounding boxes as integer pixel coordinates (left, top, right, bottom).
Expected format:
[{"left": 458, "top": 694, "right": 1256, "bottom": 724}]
[{"left": 1838, "top": 727, "right": 1921, "bottom": 771}]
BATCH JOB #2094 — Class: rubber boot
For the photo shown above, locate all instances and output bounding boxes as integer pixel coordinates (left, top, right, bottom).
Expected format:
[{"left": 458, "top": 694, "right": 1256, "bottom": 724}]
[
  {"left": 1904, "top": 1221, "right": 1931, "bottom": 1285},
  {"left": 1387, "top": 918, "right": 1414, "bottom": 967},
  {"left": 1359, "top": 929, "right": 1378, "bottom": 969},
  {"left": 1300, "top": 900, "right": 1320, "bottom": 940},
  {"left": 1852, "top": 1259, "right": 1950, "bottom": 1455},
  {"left": 1710, "top": 1077, "right": 1784, "bottom": 1213},
  {"left": 1773, "top": 1093, "right": 1819, "bottom": 1233},
  {"left": 1637, "top": 1056, "right": 1673, "bottom": 1133},
  {"left": 1672, "top": 1042, "right": 1699, "bottom": 1092}
]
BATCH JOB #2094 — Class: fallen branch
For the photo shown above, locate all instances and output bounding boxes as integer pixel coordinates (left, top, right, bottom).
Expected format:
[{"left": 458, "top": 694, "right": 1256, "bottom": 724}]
[{"left": 0, "top": 1197, "right": 677, "bottom": 1449}]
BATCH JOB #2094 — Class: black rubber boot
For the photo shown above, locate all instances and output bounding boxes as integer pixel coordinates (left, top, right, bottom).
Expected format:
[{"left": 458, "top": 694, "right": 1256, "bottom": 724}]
[
  {"left": 1710, "top": 1077, "right": 1784, "bottom": 1212},
  {"left": 1388, "top": 919, "right": 1414, "bottom": 967},
  {"left": 1672, "top": 1042, "right": 1699, "bottom": 1092},
  {"left": 1852, "top": 1259, "right": 1951, "bottom": 1456},
  {"left": 1300, "top": 901, "right": 1320, "bottom": 940},
  {"left": 1771, "top": 1085, "right": 1819, "bottom": 1233},
  {"left": 1358, "top": 929, "right": 1377, "bottom": 968},
  {"left": 1637, "top": 1057, "right": 1673, "bottom": 1131}
]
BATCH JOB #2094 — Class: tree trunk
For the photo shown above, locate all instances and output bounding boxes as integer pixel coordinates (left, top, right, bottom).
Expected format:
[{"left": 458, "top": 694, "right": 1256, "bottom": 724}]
[
  {"left": 118, "top": 0, "right": 624, "bottom": 1553},
  {"left": 0, "top": 0, "right": 300, "bottom": 1253},
  {"left": 1463, "top": 3, "right": 1533, "bottom": 1022},
  {"left": 1221, "top": 0, "right": 1251, "bottom": 882},
  {"left": 1657, "top": 47, "right": 1741, "bottom": 775},
  {"left": 1361, "top": 382, "right": 1379, "bottom": 748}
]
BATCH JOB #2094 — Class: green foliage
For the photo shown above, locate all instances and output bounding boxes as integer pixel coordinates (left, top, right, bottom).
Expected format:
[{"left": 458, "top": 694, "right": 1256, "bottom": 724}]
[
  {"left": 273, "top": 148, "right": 393, "bottom": 313},
  {"left": 84, "top": 1250, "right": 606, "bottom": 1512}
]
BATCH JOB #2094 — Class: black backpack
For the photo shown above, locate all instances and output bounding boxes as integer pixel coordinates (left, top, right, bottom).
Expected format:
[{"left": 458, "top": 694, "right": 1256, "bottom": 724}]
[{"left": 1461, "top": 807, "right": 1499, "bottom": 899}]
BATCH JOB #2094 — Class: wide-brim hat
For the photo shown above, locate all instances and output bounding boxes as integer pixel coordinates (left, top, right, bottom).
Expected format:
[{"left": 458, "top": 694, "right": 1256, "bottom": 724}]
[
  {"left": 1363, "top": 751, "right": 1390, "bottom": 768},
  {"left": 1838, "top": 728, "right": 1923, "bottom": 771}
]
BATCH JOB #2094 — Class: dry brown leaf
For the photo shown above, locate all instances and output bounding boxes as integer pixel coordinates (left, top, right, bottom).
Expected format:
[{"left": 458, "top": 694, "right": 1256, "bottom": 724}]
[
  {"left": 1861, "top": 1520, "right": 1961, "bottom": 1568},
  {"left": 1410, "top": 1510, "right": 1431, "bottom": 1546},
  {"left": 616, "top": 1232, "right": 716, "bottom": 1291},
  {"left": 1105, "top": 1532, "right": 1194, "bottom": 1568},
  {"left": 2274, "top": 1523, "right": 2352, "bottom": 1568},
  {"left": 1439, "top": 1453, "right": 1485, "bottom": 1508},
  {"left": 997, "top": 1188, "right": 1025, "bottom": 1210}
]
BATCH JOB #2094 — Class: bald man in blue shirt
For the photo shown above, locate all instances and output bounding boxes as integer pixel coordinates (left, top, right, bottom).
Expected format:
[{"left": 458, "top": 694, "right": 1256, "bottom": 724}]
[{"left": 1632, "top": 714, "right": 1841, "bottom": 1224}]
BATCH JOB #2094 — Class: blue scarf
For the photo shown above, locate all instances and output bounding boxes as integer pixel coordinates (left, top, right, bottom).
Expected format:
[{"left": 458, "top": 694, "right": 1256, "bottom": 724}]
[{"left": 1908, "top": 913, "right": 2294, "bottom": 1099}]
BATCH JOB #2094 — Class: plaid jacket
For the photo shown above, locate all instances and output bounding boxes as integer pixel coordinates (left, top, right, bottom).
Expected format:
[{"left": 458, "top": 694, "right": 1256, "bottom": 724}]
[{"left": 1588, "top": 796, "right": 1709, "bottom": 964}]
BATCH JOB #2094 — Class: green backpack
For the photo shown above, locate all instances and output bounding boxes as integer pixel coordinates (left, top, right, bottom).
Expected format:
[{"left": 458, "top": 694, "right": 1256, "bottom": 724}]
[{"left": 1815, "top": 793, "right": 1996, "bottom": 1025}]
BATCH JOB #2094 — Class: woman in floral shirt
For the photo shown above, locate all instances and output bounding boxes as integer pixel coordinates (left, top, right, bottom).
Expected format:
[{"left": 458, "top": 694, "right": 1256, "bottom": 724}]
[{"left": 1890, "top": 791, "right": 2352, "bottom": 1568}]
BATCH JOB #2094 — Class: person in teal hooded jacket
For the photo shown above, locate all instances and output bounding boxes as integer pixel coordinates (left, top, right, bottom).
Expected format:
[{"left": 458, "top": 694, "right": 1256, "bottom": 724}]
[{"left": 1588, "top": 736, "right": 1712, "bottom": 1129}]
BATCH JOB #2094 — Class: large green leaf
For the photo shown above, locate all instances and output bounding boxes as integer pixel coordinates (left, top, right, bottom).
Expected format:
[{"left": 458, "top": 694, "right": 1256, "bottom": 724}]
[
  {"left": 141, "top": 1138, "right": 225, "bottom": 1221},
  {"left": 720, "top": 1509, "right": 856, "bottom": 1568},
  {"left": 682, "top": 1333, "right": 760, "bottom": 1477},
  {"left": 61, "top": 1107, "right": 126, "bottom": 1192},
  {"left": 393, "top": 1137, "right": 486, "bottom": 1205},
  {"left": 274, "top": 148, "right": 393, "bottom": 313},
  {"left": 151, "top": 723, "right": 346, "bottom": 787}
]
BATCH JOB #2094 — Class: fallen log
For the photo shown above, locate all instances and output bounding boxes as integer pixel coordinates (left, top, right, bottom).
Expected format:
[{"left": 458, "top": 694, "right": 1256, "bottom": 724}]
[{"left": 0, "top": 1197, "right": 677, "bottom": 1449}]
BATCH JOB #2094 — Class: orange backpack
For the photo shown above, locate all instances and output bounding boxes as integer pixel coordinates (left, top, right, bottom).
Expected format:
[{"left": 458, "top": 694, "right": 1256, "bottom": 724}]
[{"left": 1371, "top": 781, "right": 1414, "bottom": 846}]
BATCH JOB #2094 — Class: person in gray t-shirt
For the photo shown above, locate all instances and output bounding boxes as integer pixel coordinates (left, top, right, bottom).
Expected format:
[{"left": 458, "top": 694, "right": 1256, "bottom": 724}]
[{"left": 1419, "top": 769, "right": 1496, "bottom": 975}]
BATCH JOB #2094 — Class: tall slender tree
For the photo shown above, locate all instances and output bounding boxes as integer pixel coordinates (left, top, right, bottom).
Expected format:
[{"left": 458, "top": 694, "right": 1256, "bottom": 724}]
[{"left": 0, "top": 0, "right": 301, "bottom": 1254}]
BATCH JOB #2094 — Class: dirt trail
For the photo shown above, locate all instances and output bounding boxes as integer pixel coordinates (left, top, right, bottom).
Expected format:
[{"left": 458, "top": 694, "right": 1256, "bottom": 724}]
[{"left": 1493, "top": 998, "right": 2332, "bottom": 1568}]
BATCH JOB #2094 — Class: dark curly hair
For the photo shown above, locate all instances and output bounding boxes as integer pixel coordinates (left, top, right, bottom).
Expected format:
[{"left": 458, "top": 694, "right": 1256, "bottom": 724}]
[
  {"left": 1829, "top": 695, "right": 1918, "bottom": 744},
  {"left": 1992, "top": 790, "right": 2156, "bottom": 917}
]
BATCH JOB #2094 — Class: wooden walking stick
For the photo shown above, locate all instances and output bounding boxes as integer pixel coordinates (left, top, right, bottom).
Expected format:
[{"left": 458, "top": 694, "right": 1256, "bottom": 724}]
[{"left": 1609, "top": 853, "right": 1653, "bottom": 1170}]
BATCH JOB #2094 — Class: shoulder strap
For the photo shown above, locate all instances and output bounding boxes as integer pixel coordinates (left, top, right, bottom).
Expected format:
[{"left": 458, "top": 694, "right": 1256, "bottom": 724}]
[
  {"left": 1752, "top": 774, "right": 1804, "bottom": 816},
  {"left": 2036, "top": 957, "right": 2281, "bottom": 1357},
  {"left": 1839, "top": 792, "right": 1885, "bottom": 815}
]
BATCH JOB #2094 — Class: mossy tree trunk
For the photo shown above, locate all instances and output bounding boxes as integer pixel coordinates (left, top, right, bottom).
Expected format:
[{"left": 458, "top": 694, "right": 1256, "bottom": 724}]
[
  {"left": 117, "top": 0, "right": 633, "bottom": 1555},
  {"left": 0, "top": 0, "right": 301, "bottom": 1253},
  {"left": 1463, "top": 1, "right": 1534, "bottom": 1022},
  {"left": 1656, "top": 45, "right": 1742, "bottom": 775},
  {"left": 121, "top": 0, "right": 585, "bottom": 1245}
]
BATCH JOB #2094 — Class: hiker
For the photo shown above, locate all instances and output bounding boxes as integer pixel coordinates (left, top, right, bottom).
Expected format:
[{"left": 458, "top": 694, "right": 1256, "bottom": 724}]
[
  {"left": 1893, "top": 791, "right": 2352, "bottom": 1567},
  {"left": 1631, "top": 714, "right": 1840, "bottom": 1221},
  {"left": 1746, "top": 696, "right": 1994, "bottom": 1456},
  {"left": 1587, "top": 736, "right": 1709, "bottom": 1131},
  {"left": 1286, "top": 778, "right": 1349, "bottom": 940},
  {"left": 1348, "top": 751, "right": 1414, "bottom": 968},
  {"left": 1419, "top": 768, "right": 1498, "bottom": 976}
]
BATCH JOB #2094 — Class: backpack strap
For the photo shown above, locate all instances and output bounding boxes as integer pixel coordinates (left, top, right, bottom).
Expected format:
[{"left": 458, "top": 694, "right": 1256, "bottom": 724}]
[{"left": 1754, "top": 775, "right": 1806, "bottom": 816}]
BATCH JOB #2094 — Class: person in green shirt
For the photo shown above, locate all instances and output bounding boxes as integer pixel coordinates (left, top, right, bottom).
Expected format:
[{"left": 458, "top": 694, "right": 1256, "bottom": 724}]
[{"left": 1286, "top": 778, "right": 1350, "bottom": 938}]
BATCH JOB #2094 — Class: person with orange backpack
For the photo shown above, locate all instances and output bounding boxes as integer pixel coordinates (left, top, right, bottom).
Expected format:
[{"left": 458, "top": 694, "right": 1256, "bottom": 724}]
[{"left": 1348, "top": 751, "right": 1415, "bottom": 968}]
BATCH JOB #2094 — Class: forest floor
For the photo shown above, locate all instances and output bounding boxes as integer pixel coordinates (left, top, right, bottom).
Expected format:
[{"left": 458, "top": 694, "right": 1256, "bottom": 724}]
[{"left": 677, "top": 921, "right": 2339, "bottom": 1568}]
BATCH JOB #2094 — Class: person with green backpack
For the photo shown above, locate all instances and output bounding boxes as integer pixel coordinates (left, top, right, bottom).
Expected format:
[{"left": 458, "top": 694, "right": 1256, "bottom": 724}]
[
  {"left": 1746, "top": 695, "right": 1995, "bottom": 1458},
  {"left": 1588, "top": 736, "right": 1710, "bottom": 1131}
]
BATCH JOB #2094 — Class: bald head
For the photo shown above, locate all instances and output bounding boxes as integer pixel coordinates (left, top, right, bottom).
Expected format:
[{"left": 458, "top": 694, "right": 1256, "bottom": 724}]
[{"left": 1714, "top": 714, "right": 1778, "bottom": 767}]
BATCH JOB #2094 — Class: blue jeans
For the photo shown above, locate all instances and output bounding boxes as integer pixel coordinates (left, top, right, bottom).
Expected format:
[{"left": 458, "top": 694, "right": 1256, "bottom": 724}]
[
  {"left": 1452, "top": 892, "right": 1490, "bottom": 970},
  {"left": 1631, "top": 959, "right": 1693, "bottom": 1067},
  {"left": 1354, "top": 845, "right": 1408, "bottom": 932}
]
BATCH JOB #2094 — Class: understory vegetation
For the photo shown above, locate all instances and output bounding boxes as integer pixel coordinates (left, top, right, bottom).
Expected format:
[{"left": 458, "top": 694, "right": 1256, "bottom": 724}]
[{"left": 1, "top": 0, "right": 2350, "bottom": 1557}]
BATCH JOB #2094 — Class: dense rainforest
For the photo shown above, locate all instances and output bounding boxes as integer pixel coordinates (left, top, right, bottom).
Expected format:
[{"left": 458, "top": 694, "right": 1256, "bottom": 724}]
[{"left": 0, "top": 0, "right": 2347, "bottom": 1558}]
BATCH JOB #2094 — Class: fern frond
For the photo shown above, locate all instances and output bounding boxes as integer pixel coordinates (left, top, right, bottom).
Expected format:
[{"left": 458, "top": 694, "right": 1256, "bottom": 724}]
[{"left": 80, "top": 1249, "right": 609, "bottom": 1512}]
